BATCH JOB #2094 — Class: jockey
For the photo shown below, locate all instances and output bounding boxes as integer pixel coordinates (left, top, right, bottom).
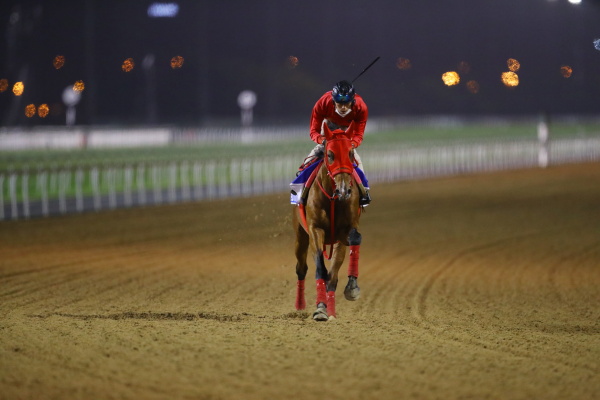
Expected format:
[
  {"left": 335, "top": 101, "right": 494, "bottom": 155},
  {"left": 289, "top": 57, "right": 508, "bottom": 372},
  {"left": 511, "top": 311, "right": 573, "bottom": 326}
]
[{"left": 301, "top": 80, "right": 371, "bottom": 206}]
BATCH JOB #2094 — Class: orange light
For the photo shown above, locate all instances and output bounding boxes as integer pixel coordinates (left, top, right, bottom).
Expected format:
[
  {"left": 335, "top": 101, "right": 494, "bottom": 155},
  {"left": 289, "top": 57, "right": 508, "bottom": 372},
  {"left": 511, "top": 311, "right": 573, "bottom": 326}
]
[
  {"left": 560, "top": 65, "right": 573, "bottom": 78},
  {"left": 0, "top": 79, "right": 8, "bottom": 92},
  {"left": 13, "top": 82, "right": 24, "bottom": 96},
  {"left": 466, "top": 80, "right": 480, "bottom": 94},
  {"left": 507, "top": 58, "right": 520, "bottom": 72},
  {"left": 122, "top": 58, "right": 135, "bottom": 72},
  {"left": 286, "top": 55, "right": 299, "bottom": 69},
  {"left": 396, "top": 58, "right": 412, "bottom": 70},
  {"left": 53, "top": 55, "right": 65, "bottom": 69},
  {"left": 38, "top": 104, "right": 50, "bottom": 118},
  {"left": 442, "top": 71, "right": 460, "bottom": 86},
  {"left": 73, "top": 80, "right": 85, "bottom": 92},
  {"left": 170, "top": 55, "right": 184, "bottom": 69},
  {"left": 501, "top": 71, "right": 519, "bottom": 87},
  {"left": 25, "top": 104, "right": 36, "bottom": 118}
]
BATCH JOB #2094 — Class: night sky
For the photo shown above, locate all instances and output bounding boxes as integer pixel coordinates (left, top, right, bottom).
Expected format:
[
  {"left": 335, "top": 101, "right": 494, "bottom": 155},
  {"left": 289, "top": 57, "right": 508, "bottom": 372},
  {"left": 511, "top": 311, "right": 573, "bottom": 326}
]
[{"left": 1, "top": 0, "right": 600, "bottom": 127}]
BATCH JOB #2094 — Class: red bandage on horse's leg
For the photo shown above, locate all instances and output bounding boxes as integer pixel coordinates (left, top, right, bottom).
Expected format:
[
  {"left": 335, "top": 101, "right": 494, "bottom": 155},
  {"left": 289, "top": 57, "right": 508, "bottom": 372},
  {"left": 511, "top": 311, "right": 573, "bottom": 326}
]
[
  {"left": 316, "top": 278, "right": 327, "bottom": 305},
  {"left": 348, "top": 245, "right": 360, "bottom": 278},
  {"left": 326, "top": 291, "right": 336, "bottom": 317},
  {"left": 295, "top": 280, "right": 306, "bottom": 310}
]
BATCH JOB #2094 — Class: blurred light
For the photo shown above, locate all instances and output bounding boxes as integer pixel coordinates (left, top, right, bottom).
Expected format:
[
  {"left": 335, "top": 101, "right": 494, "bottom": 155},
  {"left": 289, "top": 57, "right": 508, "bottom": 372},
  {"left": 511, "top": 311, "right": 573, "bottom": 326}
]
[
  {"left": 560, "top": 65, "right": 573, "bottom": 78},
  {"left": 53, "top": 55, "right": 65, "bottom": 69},
  {"left": 170, "top": 55, "right": 184, "bottom": 69},
  {"left": 594, "top": 38, "right": 600, "bottom": 51},
  {"left": 466, "top": 80, "right": 480, "bottom": 94},
  {"left": 13, "top": 81, "right": 24, "bottom": 96},
  {"left": 501, "top": 71, "right": 519, "bottom": 87},
  {"left": 38, "top": 103, "right": 50, "bottom": 118},
  {"left": 148, "top": 2, "right": 179, "bottom": 18},
  {"left": 0, "top": 79, "right": 8, "bottom": 92},
  {"left": 122, "top": 58, "right": 135, "bottom": 72},
  {"left": 73, "top": 80, "right": 85, "bottom": 92},
  {"left": 507, "top": 58, "right": 520, "bottom": 72},
  {"left": 457, "top": 61, "right": 471, "bottom": 74},
  {"left": 25, "top": 104, "right": 36, "bottom": 118},
  {"left": 286, "top": 55, "right": 299, "bottom": 69},
  {"left": 442, "top": 71, "right": 460, "bottom": 86},
  {"left": 568, "top": 0, "right": 582, "bottom": 4},
  {"left": 396, "top": 57, "right": 411, "bottom": 70}
]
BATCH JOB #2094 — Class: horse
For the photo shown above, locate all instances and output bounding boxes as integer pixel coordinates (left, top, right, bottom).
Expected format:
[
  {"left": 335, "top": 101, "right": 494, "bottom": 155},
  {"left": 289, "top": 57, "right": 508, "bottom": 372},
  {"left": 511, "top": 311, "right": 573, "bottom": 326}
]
[{"left": 292, "top": 122, "right": 363, "bottom": 321}]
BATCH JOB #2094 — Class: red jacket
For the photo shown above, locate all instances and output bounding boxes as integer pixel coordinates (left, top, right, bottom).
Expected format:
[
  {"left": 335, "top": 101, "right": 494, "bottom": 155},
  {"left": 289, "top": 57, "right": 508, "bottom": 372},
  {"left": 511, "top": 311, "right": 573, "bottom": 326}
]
[{"left": 309, "top": 91, "right": 368, "bottom": 147}]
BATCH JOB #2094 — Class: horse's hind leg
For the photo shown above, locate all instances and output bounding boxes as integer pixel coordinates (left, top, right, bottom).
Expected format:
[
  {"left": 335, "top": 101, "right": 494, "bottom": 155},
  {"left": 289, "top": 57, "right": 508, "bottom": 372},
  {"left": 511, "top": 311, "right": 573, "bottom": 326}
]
[{"left": 344, "top": 228, "right": 362, "bottom": 301}]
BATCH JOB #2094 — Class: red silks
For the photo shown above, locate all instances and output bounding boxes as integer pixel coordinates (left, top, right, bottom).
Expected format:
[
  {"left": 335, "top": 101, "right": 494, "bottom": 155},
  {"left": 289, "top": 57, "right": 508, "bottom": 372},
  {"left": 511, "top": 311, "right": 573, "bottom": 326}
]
[
  {"left": 348, "top": 245, "right": 360, "bottom": 278},
  {"left": 295, "top": 280, "right": 306, "bottom": 310}
]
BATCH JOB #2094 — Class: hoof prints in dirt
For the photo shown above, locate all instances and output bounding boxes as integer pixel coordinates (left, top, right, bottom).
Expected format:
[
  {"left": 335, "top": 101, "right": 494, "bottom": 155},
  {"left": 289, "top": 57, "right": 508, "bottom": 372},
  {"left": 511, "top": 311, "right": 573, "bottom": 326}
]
[{"left": 29, "top": 311, "right": 247, "bottom": 322}]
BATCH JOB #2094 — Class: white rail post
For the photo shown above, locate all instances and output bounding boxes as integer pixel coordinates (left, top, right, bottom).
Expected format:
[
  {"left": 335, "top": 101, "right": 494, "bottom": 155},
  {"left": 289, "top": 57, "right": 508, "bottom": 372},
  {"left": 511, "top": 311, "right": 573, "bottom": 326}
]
[
  {"left": 9, "top": 173, "right": 18, "bottom": 220},
  {"left": 22, "top": 171, "right": 30, "bottom": 219},
  {"left": 137, "top": 163, "right": 146, "bottom": 205},
  {"left": 75, "top": 167, "right": 84, "bottom": 212}
]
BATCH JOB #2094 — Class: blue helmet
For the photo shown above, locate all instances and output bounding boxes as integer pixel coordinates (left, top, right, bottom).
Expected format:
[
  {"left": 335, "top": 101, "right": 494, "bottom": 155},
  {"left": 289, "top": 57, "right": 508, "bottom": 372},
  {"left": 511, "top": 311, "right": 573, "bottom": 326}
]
[{"left": 331, "top": 80, "right": 355, "bottom": 104}]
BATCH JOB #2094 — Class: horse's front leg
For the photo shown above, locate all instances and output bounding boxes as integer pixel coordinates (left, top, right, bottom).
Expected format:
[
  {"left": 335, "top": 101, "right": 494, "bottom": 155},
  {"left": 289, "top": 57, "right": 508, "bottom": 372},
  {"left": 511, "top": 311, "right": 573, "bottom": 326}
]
[
  {"left": 310, "top": 227, "right": 330, "bottom": 321},
  {"left": 325, "top": 242, "right": 347, "bottom": 319},
  {"left": 344, "top": 228, "right": 361, "bottom": 301}
]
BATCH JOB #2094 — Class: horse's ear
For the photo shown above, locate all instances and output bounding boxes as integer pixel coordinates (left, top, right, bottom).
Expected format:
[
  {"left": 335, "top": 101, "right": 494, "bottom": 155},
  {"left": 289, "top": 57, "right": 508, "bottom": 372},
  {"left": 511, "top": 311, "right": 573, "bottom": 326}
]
[
  {"left": 322, "top": 120, "right": 332, "bottom": 141},
  {"left": 346, "top": 121, "right": 355, "bottom": 137}
]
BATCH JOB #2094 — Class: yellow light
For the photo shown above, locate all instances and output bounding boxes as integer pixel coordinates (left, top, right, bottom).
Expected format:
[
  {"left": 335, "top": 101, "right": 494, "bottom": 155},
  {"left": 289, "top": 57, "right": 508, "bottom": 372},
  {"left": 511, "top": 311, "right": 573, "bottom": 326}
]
[
  {"left": 560, "top": 65, "right": 573, "bottom": 78},
  {"left": 286, "top": 55, "right": 299, "bottom": 69},
  {"left": 507, "top": 58, "right": 520, "bottom": 72},
  {"left": 122, "top": 58, "right": 135, "bottom": 72},
  {"left": 170, "top": 55, "right": 185, "bottom": 69},
  {"left": 442, "top": 71, "right": 460, "bottom": 86},
  {"left": 0, "top": 79, "right": 8, "bottom": 92},
  {"left": 25, "top": 104, "right": 36, "bottom": 118},
  {"left": 13, "top": 82, "right": 24, "bottom": 96},
  {"left": 38, "top": 104, "right": 50, "bottom": 118},
  {"left": 501, "top": 71, "right": 519, "bottom": 87},
  {"left": 396, "top": 57, "right": 412, "bottom": 70},
  {"left": 466, "top": 80, "right": 480, "bottom": 94},
  {"left": 73, "top": 80, "right": 85, "bottom": 92},
  {"left": 53, "top": 55, "right": 65, "bottom": 69}
]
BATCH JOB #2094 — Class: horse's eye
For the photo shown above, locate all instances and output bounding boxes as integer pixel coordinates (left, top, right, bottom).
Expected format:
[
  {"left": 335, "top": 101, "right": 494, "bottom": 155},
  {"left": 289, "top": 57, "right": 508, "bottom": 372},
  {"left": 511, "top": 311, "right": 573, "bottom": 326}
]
[{"left": 328, "top": 150, "right": 335, "bottom": 163}]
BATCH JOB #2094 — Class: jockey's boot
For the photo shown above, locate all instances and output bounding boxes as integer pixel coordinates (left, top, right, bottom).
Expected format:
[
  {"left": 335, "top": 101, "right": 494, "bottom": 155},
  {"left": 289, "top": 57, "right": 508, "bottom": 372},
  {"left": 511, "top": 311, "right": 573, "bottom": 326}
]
[
  {"left": 359, "top": 190, "right": 372, "bottom": 206},
  {"left": 356, "top": 181, "right": 371, "bottom": 206}
]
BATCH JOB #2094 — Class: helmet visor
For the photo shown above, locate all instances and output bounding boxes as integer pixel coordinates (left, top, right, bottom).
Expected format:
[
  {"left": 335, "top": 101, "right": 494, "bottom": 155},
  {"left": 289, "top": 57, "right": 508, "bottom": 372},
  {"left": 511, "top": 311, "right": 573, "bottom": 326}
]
[{"left": 333, "top": 93, "right": 353, "bottom": 103}]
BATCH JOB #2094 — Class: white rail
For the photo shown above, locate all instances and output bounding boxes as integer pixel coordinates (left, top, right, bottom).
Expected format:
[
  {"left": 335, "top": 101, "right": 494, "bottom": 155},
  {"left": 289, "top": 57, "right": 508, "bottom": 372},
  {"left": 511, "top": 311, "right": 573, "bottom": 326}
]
[{"left": 2, "top": 137, "right": 600, "bottom": 220}]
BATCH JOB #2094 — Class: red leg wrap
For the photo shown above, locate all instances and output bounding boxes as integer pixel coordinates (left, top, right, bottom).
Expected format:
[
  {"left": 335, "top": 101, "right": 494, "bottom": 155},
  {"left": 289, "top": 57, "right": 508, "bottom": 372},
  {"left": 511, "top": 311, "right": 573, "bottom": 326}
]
[
  {"left": 348, "top": 245, "right": 360, "bottom": 278},
  {"left": 326, "top": 291, "right": 336, "bottom": 317},
  {"left": 295, "top": 280, "right": 306, "bottom": 310},
  {"left": 316, "top": 279, "right": 327, "bottom": 305}
]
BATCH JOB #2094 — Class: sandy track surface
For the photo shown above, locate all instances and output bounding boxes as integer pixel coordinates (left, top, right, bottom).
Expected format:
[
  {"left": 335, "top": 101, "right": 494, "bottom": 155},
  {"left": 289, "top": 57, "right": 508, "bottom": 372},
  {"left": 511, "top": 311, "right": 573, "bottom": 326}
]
[{"left": 1, "top": 163, "right": 599, "bottom": 400}]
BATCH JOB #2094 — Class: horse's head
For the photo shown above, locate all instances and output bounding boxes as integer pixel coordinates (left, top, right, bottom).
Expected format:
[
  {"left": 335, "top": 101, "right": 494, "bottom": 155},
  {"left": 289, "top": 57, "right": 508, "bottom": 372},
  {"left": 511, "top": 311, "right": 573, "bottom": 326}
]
[{"left": 323, "top": 122, "right": 356, "bottom": 201}]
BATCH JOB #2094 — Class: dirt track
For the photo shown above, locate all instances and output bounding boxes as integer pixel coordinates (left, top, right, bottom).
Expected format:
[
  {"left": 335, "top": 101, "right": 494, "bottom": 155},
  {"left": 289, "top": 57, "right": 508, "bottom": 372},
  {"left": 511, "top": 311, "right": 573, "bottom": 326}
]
[{"left": 1, "top": 163, "right": 599, "bottom": 400}]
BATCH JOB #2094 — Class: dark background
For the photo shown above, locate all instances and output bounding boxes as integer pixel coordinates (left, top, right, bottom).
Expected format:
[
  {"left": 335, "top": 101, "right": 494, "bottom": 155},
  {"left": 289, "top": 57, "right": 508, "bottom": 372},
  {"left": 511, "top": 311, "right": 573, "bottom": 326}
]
[{"left": 1, "top": 0, "right": 599, "bottom": 127}]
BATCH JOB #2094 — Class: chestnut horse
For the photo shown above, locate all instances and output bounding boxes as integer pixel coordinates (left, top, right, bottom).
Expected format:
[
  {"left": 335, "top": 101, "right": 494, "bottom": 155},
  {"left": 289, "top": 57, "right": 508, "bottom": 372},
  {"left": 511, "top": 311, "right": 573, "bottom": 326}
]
[{"left": 293, "top": 122, "right": 363, "bottom": 321}]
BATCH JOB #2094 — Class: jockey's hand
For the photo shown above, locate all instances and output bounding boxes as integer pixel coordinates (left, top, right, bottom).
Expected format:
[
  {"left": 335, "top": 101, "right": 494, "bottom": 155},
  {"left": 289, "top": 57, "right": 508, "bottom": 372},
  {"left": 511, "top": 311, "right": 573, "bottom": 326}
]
[{"left": 351, "top": 140, "right": 358, "bottom": 148}]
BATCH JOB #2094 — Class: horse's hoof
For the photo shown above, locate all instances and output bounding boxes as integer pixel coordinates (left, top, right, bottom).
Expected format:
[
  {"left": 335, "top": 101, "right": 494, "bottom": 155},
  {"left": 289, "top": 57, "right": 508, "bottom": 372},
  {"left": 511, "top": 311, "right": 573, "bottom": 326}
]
[
  {"left": 344, "top": 286, "right": 361, "bottom": 301},
  {"left": 328, "top": 315, "right": 337, "bottom": 321},
  {"left": 312, "top": 308, "right": 328, "bottom": 321}
]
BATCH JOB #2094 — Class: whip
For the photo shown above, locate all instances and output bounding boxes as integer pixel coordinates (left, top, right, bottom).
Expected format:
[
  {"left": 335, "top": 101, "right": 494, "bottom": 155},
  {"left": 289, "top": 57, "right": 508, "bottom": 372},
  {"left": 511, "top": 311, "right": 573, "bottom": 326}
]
[{"left": 351, "top": 56, "right": 381, "bottom": 83}]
